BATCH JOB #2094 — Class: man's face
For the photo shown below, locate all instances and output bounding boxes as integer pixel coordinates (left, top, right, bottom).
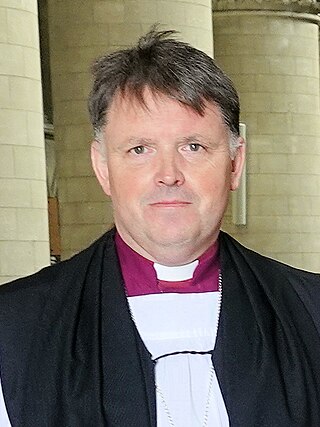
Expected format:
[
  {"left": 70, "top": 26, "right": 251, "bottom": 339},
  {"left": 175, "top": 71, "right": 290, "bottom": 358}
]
[{"left": 91, "top": 90, "right": 245, "bottom": 265}]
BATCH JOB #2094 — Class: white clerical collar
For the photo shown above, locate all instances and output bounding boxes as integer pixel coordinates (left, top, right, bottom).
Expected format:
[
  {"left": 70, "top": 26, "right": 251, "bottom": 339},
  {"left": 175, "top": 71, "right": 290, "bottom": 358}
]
[{"left": 153, "top": 260, "right": 199, "bottom": 282}]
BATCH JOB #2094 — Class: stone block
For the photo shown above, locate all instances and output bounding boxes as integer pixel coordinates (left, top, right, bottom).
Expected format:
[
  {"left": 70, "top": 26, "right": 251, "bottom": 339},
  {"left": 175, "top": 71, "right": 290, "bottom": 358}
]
[
  {"left": 240, "top": 112, "right": 258, "bottom": 135},
  {"left": 124, "top": 1, "right": 158, "bottom": 24},
  {"left": 295, "top": 57, "right": 318, "bottom": 78},
  {"left": 0, "top": 0, "right": 37, "bottom": 13},
  {"left": 287, "top": 36, "right": 318, "bottom": 59},
  {"left": 246, "top": 216, "right": 279, "bottom": 233},
  {"left": 269, "top": 56, "right": 295, "bottom": 76},
  {"left": 27, "top": 112, "right": 44, "bottom": 147},
  {"left": 289, "top": 196, "right": 313, "bottom": 215},
  {"left": 259, "top": 154, "right": 288, "bottom": 174},
  {"left": 185, "top": 4, "right": 211, "bottom": 28},
  {"left": 7, "top": 8, "right": 38, "bottom": 48},
  {"left": 271, "top": 135, "right": 317, "bottom": 155},
  {"left": 57, "top": 152, "right": 74, "bottom": 178},
  {"left": 268, "top": 18, "right": 295, "bottom": 36},
  {"left": 93, "top": 1, "right": 125, "bottom": 24},
  {"left": 57, "top": 124, "right": 92, "bottom": 151},
  {"left": 21, "top": 0, "right": 38, "bottom": 14},
  {"left": 156, "top": 1, "right": 187, "bottom": 26},
  {"left": 23, "top": 46, "right": 41, "bottom": 79},
  {"left": 299, "top": 234, "right": 320, "bottom": 253},
  {"left": 240, "top": 92, "right": 271, "bottom": 113},
  {"left": 0, "top": 76, "right": 10, "bottom": 109},
  {"left": 60, "top": 200, "right": 111, "bottom": 225},
  {"left": 108, "top": 23, "right": 143, "bottom": 46},
  {"left": 292, "top": 94, "right": 319, "bottom": 115},
  {"left": 0, "top": 110, "right": 28, "bottom": 145},
  {"left": 0, "top": 145, "right": 14, "bottom": 178},
  {"left": 53, "top": 99, "right": 89, "bottom": 126},
  {"left": 284, "top": 76, "right": 318, "bottom": 95},
  {"left": 49, "top": 2, "right": 93, "bottom": 25},
  {"left": 270, "top": 94, "right": 291, "bottom": 113},
  {"left": 240, "top": 56, "right": 269, "bottom": 74},
  {"left": 230, "top": 74, "right": 256, "bottom": 92},
  {"left": 30, "top": 180, "right": 48, "bottom": 208},
  {"left": 33, "top": 241, "right": 50, "bottom": 272},
  {"left": 0, "top": 208, "right": 17, "bottom": 240},
  {"left": 213, "top": 15, "right": 240, "bottom": 35},
  {"left": 64, "top": 24, "right": 110, "bottom": 48},
  {"left": 247, "top": 195, "right": 289, "bottom": 216},
  {"left": 292, "top": 114, "right": 320, "bottom": 136},
  {"left": 50, "top": 45, "right": 103, "bottom": 74},
  {"left": 294, "top": 21, "right": 318, "bottom": 38},
  {"left": 16, "top": 207, "right": 49, "bottom": 241},
  {"left": 240, "top": 15, "right": 270, "bottom": 35},
  {"left": 294, "top": 155, "right": 320, "bottom": 175},
  {"left": 13, "top": 146, "right": 46, "bottom": 180},
  {"left": 9, "top": 77, "right": 42, "bottom": 112},
  {"left": 0, "top": 43, "right": 24, "bottom": 76},
  {"left": 215, "top": 34, "right": 255, "bottom": 56},
  {"left": 0, "top": 7, "right": 7, "bottom": 43},
  {"left": 257, "top": 113, "right": 291, "bottom": 135},
  {"left": 275, "top": 176, "right": 318, "bottom": 196},
  {"left": 0, "top": 178, "right": 32, "bottom": 207},
  {"left": 55, "top": 72, "right": 90, "bottom": 101},
  {"left": 248, "top": 174, "right": 276, "bottom": 195},
  {"left": 65, "top": 177, "right": 91, "bottom": 203},
  {"left": 0, "top": 241, "right": 35, "bottom": 276},
  {"left": 179, "top": 26, "right": 213, "bottom": 56},
  {"left": 260, "top": 36, "right": 292, "bottom": 57},
  {"left": 255, "top": 75, "right": 284, "bottom": 94},
  {"left": 72, "top": 149, "right": 93, "bottom": 177},
  {"left": 246, "top": 154, "right": 259, "bottom": 174},
  {"left": 247, "top": 135, "right": 273, "bottom": 154},
  {"left": 61, "top": 223, "right": 107, "bottom": 252}
]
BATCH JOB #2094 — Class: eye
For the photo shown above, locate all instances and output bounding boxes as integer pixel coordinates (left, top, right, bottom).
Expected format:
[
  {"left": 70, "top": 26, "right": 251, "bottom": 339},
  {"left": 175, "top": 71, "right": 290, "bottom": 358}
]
[
  {"left": 187, "top": 143, "right": 203, "bottom": 152},
  {"left": 130, "top": 146, "right": 146, "bottom": 155}
]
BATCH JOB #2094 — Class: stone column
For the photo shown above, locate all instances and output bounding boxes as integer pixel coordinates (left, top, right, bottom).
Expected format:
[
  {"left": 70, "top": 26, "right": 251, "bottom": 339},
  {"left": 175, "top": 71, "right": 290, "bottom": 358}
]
[
  {"left": 0, "top": 0, "right": 50, "bottom": 284},
  {"left": 213, "top": 0, "right": 320, "bottom": 271},
  {"left": 48, "top": 0, "right": 213, "bottom": 259}
]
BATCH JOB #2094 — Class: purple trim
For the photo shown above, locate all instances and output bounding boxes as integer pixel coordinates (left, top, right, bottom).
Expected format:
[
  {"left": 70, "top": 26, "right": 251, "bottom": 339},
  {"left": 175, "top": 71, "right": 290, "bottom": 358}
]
[{"left": 115, "top": 232, "right": 220, "bottom": 296}]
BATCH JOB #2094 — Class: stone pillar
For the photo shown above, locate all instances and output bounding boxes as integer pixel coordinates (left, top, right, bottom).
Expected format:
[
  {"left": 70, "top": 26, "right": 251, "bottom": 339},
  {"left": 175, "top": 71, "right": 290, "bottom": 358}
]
[
  {"left": 213, "top": 0, "right": 320, "bottom": 271},
  {"left": 0, "top": 0, "right": 50, "bottom": 284},
  {"left": 48, "top": 0, "right": 213, "bottom": 259}
]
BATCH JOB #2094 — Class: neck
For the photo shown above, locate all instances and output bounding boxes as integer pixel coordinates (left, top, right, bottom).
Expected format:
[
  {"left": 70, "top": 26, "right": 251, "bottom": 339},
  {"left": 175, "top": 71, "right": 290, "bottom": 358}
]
[{"left": 115, "top": 229, "right": 220, "bottom": 266}]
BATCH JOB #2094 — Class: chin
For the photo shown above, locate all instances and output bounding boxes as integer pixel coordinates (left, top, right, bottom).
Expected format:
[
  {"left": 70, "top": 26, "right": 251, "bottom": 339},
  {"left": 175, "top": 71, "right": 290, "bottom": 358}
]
[{"left": 148, "top": 229, "right": 197, "bottom": 249}]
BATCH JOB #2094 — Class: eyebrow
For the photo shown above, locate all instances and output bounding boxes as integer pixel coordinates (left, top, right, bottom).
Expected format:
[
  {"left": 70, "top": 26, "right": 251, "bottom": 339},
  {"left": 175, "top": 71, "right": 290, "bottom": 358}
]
[{"left": 127, "top": 137, "right": 154, "bottom": 146}]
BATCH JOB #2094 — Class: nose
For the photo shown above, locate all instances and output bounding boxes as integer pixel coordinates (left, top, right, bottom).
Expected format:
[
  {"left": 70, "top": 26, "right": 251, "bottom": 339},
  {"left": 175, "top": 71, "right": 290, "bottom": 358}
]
[{"left": 154, "top": 152, "right": 185, "bottom": 187}]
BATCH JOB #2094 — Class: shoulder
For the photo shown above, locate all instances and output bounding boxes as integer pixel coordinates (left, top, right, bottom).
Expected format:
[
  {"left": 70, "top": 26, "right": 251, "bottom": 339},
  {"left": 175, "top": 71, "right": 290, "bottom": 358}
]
[
  {"left": 0, "top": 229, "right": 116, "bottom": 323},
  {"left": 220, "top": 231, "right": 320, "bottom": 330}
]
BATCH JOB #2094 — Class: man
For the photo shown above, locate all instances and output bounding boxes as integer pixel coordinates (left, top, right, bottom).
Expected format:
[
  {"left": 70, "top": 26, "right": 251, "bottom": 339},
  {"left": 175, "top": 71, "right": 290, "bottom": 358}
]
[{"left": 0, "top": 28, "right": 320, "bottom": 427}]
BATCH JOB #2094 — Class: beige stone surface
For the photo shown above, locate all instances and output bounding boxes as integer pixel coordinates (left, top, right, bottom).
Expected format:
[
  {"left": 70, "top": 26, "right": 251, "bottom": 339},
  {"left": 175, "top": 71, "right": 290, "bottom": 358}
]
[{"left": 0, "top": 1, "right": 50, "bottom": 284}]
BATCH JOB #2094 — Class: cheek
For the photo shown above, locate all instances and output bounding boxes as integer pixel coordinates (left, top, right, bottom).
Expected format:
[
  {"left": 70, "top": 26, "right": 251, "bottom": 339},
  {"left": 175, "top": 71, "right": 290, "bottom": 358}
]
[{"left": 109, "top": 172, "right": 141, "bottom": 205}]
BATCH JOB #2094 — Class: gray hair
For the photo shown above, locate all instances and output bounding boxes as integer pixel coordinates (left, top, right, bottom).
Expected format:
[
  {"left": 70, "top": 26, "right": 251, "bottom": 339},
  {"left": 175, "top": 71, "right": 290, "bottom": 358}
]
[{"left": 88, "top": 27, "right": 240, "bottom": 152}]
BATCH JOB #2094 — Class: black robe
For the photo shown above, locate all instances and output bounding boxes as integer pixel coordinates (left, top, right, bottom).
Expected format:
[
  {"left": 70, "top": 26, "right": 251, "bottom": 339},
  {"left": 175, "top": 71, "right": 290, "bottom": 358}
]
[{"left": 0, "top": 229, "right": 319, "bottom": 427}]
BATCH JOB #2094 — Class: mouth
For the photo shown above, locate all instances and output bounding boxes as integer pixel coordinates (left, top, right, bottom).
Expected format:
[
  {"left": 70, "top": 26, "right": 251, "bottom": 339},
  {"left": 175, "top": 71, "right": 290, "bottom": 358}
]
[{"left": 150, "top": 201, "right": 192, "bottom": 208}]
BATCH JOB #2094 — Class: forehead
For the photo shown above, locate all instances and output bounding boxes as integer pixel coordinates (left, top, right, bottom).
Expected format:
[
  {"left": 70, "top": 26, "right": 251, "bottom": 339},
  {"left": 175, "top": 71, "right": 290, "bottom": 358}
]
[{"left": 104, "top": 89, "right": 228, "bottom": 141}]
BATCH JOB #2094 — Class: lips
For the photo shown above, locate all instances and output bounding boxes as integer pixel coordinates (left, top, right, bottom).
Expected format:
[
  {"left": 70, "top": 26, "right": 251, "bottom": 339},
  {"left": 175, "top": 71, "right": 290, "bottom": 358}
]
[{"left": 150, "top": 201, "right": 191, "bottom": 207}]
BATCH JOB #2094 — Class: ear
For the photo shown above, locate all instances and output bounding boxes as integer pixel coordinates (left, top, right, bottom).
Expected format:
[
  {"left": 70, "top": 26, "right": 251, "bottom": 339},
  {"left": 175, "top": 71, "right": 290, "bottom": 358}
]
[
  {"left": 230, "top": 137, "right": 246, "bottom": 191},
  {"left": 91, "top": 140, "right": 111, "bottom": 196}
]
